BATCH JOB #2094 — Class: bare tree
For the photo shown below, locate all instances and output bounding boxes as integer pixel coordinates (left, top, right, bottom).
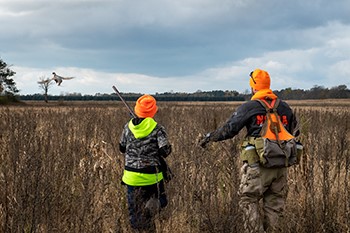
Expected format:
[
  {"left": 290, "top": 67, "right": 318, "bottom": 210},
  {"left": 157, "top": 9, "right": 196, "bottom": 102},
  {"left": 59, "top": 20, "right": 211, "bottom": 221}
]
[{"left": 38, "top": 77, "right": 54, "bottom": 103}]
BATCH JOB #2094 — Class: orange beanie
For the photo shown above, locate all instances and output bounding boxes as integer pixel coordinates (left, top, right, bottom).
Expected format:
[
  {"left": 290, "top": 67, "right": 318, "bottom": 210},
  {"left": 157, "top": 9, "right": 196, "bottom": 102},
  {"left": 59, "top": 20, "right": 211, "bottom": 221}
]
[
  {"left": 249, "top": 69, "right": 271, "bottom": 91},
  {"left": 134, "top": 94, "right": 158, "bottom": 118}
]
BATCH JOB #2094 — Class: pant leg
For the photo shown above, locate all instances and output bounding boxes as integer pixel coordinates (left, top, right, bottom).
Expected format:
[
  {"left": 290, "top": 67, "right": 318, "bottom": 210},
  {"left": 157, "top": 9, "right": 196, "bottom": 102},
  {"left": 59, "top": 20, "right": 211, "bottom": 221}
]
[
  {"left": 126, "top": 181, "right": 168, "bottom": 232},
  {"left": 127, "top": 185, "right": 152, "bottom": 231},
  {"left": 261, "top": 167, "right": 287, "bottom": 232},
  {"left": 238, "top": 163, "right": 265, "bottom": 233}
]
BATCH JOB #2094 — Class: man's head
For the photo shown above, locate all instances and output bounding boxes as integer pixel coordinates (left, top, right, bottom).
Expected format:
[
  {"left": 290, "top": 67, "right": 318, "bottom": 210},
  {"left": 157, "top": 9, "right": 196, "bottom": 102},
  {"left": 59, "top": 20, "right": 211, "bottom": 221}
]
[
  {"left": 134, "top": 94, "right": 158, "bottom": 118},
  {"left": 249, "top": 69, "right": 271, "bottom": 92}
]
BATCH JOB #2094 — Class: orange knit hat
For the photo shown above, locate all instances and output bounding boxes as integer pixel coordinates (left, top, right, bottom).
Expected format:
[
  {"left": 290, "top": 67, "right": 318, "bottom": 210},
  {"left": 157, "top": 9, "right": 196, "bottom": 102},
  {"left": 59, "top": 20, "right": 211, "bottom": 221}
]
[
  {"left": 249, "top": 69, "right": 271, "bottom": 90},
  {"left": 134, "top": 94, "right": 158, "bottom": 118}
]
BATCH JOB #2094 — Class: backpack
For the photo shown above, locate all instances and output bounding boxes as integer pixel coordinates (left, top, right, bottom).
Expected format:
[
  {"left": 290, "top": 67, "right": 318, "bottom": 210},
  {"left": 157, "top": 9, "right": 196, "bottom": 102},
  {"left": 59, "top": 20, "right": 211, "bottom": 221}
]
[{"left": 253, "top": 98, "right": 302, "bottom": 168}]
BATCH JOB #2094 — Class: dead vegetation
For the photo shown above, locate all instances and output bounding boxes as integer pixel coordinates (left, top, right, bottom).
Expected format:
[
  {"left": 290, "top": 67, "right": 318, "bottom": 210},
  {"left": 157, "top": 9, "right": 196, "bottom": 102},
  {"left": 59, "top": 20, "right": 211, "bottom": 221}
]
[{"left": 0, "top": 100, "right": 349, "bottom": 232}]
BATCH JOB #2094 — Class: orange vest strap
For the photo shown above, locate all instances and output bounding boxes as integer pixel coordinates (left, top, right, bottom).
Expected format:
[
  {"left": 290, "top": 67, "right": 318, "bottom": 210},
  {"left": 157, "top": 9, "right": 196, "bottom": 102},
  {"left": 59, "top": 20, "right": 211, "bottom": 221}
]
[
  {"left": 257, "top": 98, "right": 279, "bottom": 111},
  {"left": 257, "top": 98, "right": 294, "bottom": 141}
]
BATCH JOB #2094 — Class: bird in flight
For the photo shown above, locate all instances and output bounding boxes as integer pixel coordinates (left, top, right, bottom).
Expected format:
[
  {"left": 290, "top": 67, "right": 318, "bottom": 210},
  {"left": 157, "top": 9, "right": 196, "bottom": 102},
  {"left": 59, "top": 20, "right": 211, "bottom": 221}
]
[{"left": 51, "top": 72, "right": 75, "bottom": 86}]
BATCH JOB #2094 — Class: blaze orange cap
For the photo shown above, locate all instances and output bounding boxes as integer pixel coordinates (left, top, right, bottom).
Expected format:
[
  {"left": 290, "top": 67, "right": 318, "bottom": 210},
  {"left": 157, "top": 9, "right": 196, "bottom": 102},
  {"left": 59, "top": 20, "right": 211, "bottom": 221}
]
[
  {"left": 249, "top": 69, "right": 271, "bottom": 91},
  {"left": 134, "top": 94, "right": 158, "bottom": 118}
]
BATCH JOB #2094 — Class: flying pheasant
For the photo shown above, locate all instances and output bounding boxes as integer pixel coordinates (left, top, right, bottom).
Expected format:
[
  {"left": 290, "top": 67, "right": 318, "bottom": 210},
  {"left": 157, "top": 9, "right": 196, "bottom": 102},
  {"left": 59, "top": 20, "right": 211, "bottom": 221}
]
[{"left": 51, "top": 72, "right": 75, "bottom": 86}]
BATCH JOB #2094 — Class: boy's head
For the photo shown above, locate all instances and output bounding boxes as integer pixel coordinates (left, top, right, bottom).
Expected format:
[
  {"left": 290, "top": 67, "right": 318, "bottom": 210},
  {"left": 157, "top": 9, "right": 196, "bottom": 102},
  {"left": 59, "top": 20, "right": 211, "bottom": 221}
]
[{"left": 134, "top": 94, "right": 158, "bottom": 118}]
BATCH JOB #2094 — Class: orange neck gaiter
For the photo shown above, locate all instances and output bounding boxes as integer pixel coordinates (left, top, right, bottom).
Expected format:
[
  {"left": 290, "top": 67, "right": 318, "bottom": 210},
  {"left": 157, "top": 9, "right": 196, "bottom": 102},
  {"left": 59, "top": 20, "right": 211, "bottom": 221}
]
[{"left": 251, "top": 89, "right": 278, "bottom": 100}]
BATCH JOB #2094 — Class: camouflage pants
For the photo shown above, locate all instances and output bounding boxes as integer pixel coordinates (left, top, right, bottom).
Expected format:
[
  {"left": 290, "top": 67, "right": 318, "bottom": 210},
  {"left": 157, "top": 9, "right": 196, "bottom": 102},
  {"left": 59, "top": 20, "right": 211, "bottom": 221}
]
[{"left": 238, "top": 163, "right": 287, "bottom": 233}]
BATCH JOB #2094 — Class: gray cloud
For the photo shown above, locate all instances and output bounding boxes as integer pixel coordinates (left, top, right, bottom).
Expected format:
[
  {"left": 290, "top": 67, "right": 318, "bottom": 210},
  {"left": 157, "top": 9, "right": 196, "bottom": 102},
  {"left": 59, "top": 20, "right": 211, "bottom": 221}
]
[{"left": 1, "top": 0, "right": 350, "bottom": 94}]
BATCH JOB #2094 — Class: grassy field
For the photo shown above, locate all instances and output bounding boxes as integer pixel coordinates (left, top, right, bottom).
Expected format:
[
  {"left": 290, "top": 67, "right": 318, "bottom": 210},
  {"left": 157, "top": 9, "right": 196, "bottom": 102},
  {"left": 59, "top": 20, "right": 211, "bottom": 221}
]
[{"left": 0, "top": 99, "right": 349, "bottom": 232}]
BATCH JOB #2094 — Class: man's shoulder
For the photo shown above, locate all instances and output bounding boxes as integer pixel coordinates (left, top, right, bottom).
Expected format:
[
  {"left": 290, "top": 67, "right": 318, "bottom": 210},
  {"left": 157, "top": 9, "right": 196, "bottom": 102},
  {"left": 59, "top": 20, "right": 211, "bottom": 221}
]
[
  {"left": 241, "top": 98, "right": 292, "bottom": 114},
  {"left": 277, "top": 99, "right": 292, "bottom": 109},
  {"left": 240, "top": 99, "right": 264, "bottom": 110},
  {"left": 244, "top": 99, "right": 262, "bottom": 106},
  {"left": 234, "top": 100, "right": 266, "bottom": 117},
  {"left": 246, "top": 98, "right": 291, "bottom": 108}
]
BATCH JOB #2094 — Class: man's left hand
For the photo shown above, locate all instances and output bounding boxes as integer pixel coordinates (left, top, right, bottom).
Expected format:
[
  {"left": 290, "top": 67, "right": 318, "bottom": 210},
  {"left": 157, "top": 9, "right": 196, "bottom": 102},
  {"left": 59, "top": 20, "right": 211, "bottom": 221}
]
[{"left": 198, "top": 133, "right": 211, "bottom": 148}]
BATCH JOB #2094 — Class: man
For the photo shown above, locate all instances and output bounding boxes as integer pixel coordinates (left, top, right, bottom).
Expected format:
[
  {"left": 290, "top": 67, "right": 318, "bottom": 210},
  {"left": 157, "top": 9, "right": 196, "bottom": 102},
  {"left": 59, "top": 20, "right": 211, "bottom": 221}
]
[
  {"left": 199, "top": 69, "right": 300, "bottom": 233},
  {"left": 119, "top": 94, "right": 172, "bottom": 233}
]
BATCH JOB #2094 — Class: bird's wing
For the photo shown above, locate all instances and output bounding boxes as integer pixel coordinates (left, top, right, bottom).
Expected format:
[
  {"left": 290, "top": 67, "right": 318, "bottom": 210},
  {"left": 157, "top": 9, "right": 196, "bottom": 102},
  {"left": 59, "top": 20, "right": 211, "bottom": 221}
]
[
  {"left": 61, "top": 77, "right": 75, "bottom": 80},
  {"left": 38, "top": 80, "right": 50, "bottom": 84}
]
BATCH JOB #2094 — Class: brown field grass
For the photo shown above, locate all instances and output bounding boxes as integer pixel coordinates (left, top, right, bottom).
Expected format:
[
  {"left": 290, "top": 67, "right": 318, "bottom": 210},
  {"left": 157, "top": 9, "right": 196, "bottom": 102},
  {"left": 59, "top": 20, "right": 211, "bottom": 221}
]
[{"left": 0, "top": 99, "right": 349, "bottom": 232}]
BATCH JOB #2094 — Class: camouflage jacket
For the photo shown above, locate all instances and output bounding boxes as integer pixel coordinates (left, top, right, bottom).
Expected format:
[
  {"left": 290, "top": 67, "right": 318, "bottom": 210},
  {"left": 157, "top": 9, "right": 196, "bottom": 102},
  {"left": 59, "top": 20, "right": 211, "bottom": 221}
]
[{"left": 119, "top": 118, "right": 171, "bottom": 173}]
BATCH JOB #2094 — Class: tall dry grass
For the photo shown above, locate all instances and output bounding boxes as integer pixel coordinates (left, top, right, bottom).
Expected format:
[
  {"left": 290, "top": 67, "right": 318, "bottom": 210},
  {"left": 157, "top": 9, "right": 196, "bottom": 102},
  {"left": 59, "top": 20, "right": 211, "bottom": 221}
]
[{"left": 0, "top": 101, "right": 349, "bottom": 233}]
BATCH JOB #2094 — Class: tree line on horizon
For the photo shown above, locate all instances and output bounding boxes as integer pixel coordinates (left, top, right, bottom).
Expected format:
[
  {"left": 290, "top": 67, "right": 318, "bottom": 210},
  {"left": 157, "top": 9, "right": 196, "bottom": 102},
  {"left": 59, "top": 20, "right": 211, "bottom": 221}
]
[{"left": 19, "top": 84, "right": 350, "bottom": 102}]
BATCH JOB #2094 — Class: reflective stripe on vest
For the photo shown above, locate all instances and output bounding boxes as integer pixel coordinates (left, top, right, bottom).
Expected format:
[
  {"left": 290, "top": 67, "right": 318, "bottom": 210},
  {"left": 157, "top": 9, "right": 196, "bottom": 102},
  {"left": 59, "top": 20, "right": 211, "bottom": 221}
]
[{"left": 122, "top": 170, "right": 164, "bottom": 186}]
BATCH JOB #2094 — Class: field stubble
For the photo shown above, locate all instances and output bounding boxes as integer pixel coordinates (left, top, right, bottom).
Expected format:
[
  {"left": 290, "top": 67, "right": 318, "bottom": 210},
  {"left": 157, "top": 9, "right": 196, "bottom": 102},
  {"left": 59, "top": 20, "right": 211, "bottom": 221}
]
[{"left": 0, "top": 100, "right": 349, "bottom": 232}]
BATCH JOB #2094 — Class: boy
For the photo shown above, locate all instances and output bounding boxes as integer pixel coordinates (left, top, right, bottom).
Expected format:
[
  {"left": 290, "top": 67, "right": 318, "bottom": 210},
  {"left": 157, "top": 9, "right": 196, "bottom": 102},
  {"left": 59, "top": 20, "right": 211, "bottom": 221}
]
[{"left": 119, "top": 94, "right": 172, "bottom": 232}]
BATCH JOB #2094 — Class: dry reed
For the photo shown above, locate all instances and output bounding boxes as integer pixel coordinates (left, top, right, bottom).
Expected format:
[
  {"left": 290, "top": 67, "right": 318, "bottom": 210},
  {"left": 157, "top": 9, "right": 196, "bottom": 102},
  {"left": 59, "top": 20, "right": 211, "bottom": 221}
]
[{"left": 0, "top": 100, "right": 349, "bottom": 232}]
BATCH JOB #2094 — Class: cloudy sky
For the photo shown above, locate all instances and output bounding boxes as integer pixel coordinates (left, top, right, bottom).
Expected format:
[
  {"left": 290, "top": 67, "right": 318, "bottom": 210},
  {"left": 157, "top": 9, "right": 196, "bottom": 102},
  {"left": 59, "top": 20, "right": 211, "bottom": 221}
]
[{"left": 1, "top": 0, "right": 350, "bottom": 95}]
